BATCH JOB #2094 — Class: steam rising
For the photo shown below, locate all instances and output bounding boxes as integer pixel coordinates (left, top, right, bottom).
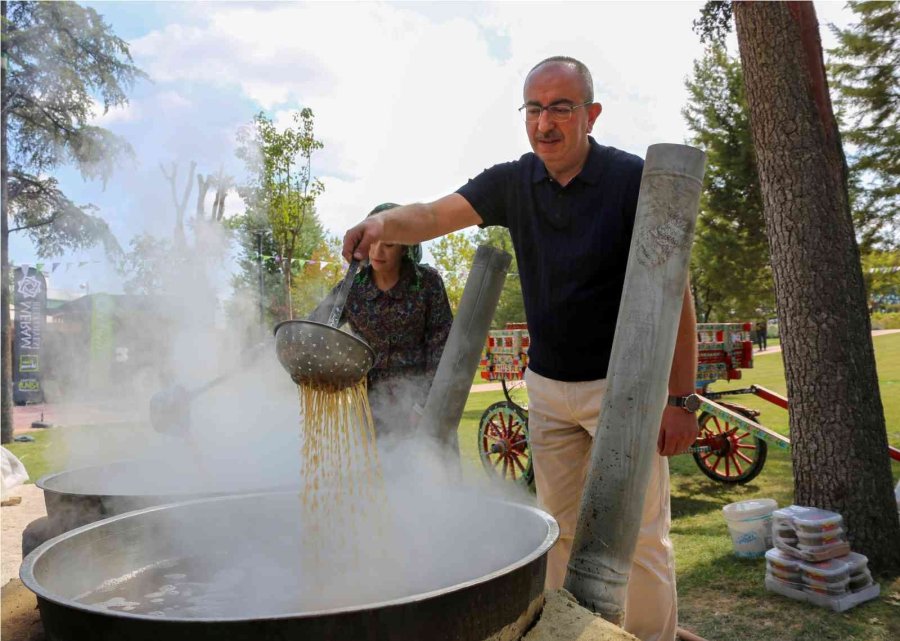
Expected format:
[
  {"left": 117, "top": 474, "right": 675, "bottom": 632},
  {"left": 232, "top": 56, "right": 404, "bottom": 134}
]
[{"left": 38, "top": 208, "right": 540, "bottom": 617}]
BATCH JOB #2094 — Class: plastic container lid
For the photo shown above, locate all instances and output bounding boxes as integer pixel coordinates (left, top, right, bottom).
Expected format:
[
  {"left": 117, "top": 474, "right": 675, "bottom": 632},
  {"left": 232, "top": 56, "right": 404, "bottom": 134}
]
[
  {"left": 773, "top": 505, "right": 809, "bottom": 521},
  {"left": 849, "top": 571, "right": 873, "bottom": 591},
  {"left": 772, "top": 505, "right": 841, "bottom": 526},
  {"left": 800, "top": 558, "right": 850, "bottom": 581},
  {"left": 765, "top": 572, "right": 803, "bottom": 589},
  {"left": 793, "top": 508, "right": 843, "bottom": 532},
  {"left": 796, "top": 528, "right": 846, "bottom": 546},
  {"left": 769, "top": 566, "right": 802, "bottom": 582},
  {"left": 766, "top": 547, "right": 802, "bottom": 570},
  {"left": 723, "top": 498, "right": 777, "bottom": 521},
  {"left": 798, "top": 539, "right": 850, "bottom": 553},
  {"left": 803, "top": 575, "right": 850, "bottom": 595},
  {"left": 843, "top": 552, "right": 869, "bottom": 575}
]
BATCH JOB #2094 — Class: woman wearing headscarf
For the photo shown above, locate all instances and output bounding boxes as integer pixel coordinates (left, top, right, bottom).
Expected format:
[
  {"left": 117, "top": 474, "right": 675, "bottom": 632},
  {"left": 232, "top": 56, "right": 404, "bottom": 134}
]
[{"left": 312, "top": 203, "right": 453, "bottom": 438}]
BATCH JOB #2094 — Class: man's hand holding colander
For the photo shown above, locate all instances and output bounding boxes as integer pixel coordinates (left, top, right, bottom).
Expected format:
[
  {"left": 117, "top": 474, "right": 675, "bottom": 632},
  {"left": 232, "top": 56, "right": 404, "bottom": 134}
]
[
  {"left": 343, "top": 214, "right": 385, "bottom": 262},
  {"left": 342, "top": 195, "right": 484, "bottom": 262}
]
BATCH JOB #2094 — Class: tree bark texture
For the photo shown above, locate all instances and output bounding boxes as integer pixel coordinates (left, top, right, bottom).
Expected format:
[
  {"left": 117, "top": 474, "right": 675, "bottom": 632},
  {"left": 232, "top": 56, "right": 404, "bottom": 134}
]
[
  {"left": 2, "top": 0, "right": 14, "bottom": 444},
  {"left": 734, "top": 1, "right": 900, "bottom": 573}
]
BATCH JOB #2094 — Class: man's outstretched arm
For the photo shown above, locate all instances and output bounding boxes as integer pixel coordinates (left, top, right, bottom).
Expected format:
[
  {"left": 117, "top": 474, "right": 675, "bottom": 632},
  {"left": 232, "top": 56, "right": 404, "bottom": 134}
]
[{"left": 342, "top": 194, "right": 482, "bottom": 262}]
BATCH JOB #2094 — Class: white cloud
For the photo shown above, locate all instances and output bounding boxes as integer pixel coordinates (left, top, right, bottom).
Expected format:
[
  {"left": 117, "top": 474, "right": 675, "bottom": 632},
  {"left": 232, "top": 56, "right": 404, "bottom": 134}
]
[
  {"left": 25, "top": 0, "right": 855, "bottom": 289},
  {"left": 90, "top": 98, "right": 140, "bottom": 125}
]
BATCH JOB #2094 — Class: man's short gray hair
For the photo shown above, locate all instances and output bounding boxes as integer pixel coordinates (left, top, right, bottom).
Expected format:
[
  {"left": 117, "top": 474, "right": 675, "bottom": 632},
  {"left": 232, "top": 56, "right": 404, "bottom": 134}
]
[{"left": 527, "top": 56, "right": 594, "bottom": 103}]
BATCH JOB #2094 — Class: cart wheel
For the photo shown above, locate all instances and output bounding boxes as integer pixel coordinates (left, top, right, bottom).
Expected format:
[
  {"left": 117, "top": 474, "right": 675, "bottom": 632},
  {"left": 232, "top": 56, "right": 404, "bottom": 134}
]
[
  {"left": 692, "top": 410, "right": 767, "bottom": 484},
  {"left": 503, "top": 379, "right": 529, "bottom": 413},
  {"left": 478, "top": 401, "right": 533, "bottom": 487}
]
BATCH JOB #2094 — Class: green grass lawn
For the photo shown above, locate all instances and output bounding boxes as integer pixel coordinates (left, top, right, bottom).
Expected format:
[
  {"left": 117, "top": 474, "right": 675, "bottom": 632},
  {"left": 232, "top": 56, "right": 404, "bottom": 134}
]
[
  {"left": 5, "top": 421, "right": 166, "bottom": 483},
  {"left": 755, "top": 336, "right": 781, "bottom": 350},
  {"left": 463, "top": 333, "right": 900, "bottom": 641},
  {"left": 709, "top": 333, "right": 900, "bottom": 452},
  {"left": 5, "top": 429, "right": 61, "bottom": 483}
]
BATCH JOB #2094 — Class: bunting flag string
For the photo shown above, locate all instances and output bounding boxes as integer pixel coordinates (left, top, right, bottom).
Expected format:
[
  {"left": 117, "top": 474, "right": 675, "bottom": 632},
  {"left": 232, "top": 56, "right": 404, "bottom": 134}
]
[
  {"left": 11, "top": 259, "right": 107, "bottom": 276},
  {"left": 13, "top": 255, "right": 527, "bottom": 279}
]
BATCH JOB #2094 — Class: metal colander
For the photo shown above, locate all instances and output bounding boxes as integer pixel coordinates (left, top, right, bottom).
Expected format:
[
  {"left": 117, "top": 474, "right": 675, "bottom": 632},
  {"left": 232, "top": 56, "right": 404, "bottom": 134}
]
[
  {"left": 273, "top": 257, "right": 375, "bottom": 390},
  {"left": 273, "top": 319, "right": 374, "bottom": 390}
]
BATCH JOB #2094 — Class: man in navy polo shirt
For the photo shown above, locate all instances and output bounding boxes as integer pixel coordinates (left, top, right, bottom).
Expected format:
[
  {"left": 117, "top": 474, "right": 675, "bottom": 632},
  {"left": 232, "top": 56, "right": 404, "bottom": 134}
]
[{"left": 342, "top": 56, "right": 698, "bottom": 641}]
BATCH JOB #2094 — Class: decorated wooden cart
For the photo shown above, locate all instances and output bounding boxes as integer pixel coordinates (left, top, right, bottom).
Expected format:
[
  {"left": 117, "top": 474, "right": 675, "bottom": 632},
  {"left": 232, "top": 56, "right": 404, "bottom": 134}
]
[{"left": 476, "top": 322, "right": 899, "bottom": 487}]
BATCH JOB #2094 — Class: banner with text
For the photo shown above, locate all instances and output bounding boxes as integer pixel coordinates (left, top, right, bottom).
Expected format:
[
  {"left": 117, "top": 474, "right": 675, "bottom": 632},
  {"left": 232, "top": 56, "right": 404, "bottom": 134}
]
[{"left": 13, "top": 266, "right": 47, "bottom": 404}]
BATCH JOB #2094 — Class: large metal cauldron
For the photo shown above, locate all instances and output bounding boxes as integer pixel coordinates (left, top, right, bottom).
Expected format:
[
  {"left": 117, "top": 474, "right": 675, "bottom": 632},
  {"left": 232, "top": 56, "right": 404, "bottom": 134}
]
[
  {"left": 32, "top": 460, "right": 294, "bottom": 547},
  {"left": 22, "top": 491, "right": 558, "bottom": 641}
]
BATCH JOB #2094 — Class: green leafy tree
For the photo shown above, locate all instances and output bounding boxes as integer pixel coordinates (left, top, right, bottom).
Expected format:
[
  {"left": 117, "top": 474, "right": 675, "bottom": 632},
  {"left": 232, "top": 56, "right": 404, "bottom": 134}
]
[
  {"left": 1, "top": 1, "right": 144, "bottom": 442},
  {"left": 120, "top": 164, "right": 233, "bottom": 306},
  {"left": 829, "top": 0, "right": 899, "bottom": 251},
  {"left": 862, "top": 249, "right": 900, "bottom": 311},
  {"left": 290, "top": 235, "right": 345, "bottom": 319},
  {"left": 473, "top": 226, "right": 525, "bottom": 327},
  {"left": 682, "top": 45, "right": 774, "bottom": 321},
  {"left": 429, "top": 231, "right": 476, "bottom": 313},
  {"left": 733, "top": 0, "right": 899, "bottom": 572},
  {"left": 430, "top": 227, "right": 525, "bottom": 326},
  {"left": 119, "top": 233, "right": 175, "bottom": 295},
  {"left": 233, "top": 110, "right": 325, "bottom": 321}
]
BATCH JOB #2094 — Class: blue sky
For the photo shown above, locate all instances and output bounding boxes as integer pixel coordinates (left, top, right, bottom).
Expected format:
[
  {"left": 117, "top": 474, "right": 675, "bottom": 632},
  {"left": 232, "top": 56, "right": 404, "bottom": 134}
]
[{"left": 9, "top": 1, "right": 854, "bottom": 296}]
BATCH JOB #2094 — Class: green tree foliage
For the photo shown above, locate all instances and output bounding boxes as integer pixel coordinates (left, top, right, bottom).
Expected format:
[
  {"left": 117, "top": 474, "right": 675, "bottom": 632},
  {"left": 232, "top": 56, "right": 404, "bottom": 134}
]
[
  {"left": 289, "top": 235, "right": 344, "bottom": 319},
  {"left": 473, "top": 226, "right": 526, "bottom": 328},
  {"left": 828, "top": 1, "right": 899, "bottom": 250},
  {"left": 683, "top": 45, "right": 774, "bottom": 321},
  {"left": 120, "top": 233, "right": 175, "bottom": 295},
  {"left": 429, "top": 231, "right": 476, "bottom": 312},
  {"left": 693, "top": 0, "right": 733, "bottom": 46},
  {"left": 2, "top": 1, "right": 144, "bottom": 442},
  {"left": 863, "top": 249, "right": 900, "bottom": 311},
  {"left": 120, "top": 164, "right": 233, "bottom": 304},
  {"left": 429, "top": 227, "right": 525, "bottom": 327},
  {"left": 3, "top": 1, "right": 143, "bottom": 254},
  {"left": 233, "top": 110, "right": 326, "bottom": 322}
]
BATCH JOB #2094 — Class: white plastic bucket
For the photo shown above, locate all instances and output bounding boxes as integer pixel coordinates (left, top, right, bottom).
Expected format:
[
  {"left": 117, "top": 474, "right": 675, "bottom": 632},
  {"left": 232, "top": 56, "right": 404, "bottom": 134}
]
[{"left": 723, "top": 498, "right": 777, "bottom": 558}]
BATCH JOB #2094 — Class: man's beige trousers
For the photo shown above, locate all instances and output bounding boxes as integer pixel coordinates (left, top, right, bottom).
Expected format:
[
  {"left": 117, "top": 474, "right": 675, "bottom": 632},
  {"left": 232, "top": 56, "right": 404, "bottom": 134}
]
[{"left": 525, "top": 368, "right": 677, "bottom": 641}]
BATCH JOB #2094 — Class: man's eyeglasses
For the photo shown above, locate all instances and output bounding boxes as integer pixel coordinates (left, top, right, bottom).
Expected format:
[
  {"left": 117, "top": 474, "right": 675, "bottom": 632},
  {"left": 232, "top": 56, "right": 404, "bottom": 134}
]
[{"left": 519, "top": 101, "right": 592, "bottom": 123}]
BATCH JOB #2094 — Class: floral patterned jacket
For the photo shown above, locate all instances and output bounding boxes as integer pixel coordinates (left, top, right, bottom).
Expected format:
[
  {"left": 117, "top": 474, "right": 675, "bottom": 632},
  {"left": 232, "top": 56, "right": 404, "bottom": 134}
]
[{"left": 319, "top": 260, "right": 453, "bottom": 408}]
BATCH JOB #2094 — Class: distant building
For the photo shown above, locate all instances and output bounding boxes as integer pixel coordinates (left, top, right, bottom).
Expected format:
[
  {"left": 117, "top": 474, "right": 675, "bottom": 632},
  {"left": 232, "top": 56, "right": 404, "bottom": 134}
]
[{"left": 44, "top": 294, "right": 178, "bottom": 399}]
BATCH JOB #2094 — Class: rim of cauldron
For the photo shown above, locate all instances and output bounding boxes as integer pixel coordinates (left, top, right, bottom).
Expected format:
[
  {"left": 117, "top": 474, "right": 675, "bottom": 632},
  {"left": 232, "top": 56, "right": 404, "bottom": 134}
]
[
  {"left": 20, "top": 490, "right": 559, "bottom": 623},
  {"left": 273, "top": 319, "right": 375, "bottom": 353},
  {"left": 36, "top": 460, "right": 297, "bottom": 499}
]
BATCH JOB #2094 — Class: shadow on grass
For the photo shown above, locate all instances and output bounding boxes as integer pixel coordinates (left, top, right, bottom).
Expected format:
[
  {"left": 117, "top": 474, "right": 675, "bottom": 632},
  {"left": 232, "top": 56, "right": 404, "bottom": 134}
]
[
  {"left": 678, "top": 550, "right": 900, "bottom": 641},
  {"left": 670, "top": 495, "right": 725, "bottom": 520}
]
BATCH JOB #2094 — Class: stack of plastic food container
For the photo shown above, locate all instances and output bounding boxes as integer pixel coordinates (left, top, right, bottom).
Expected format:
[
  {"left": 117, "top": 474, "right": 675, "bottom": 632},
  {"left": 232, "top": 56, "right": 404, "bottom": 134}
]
[
  {"left": 773, "top": 505, "right": 850, "bottom": 561},
  {"left": 765, "top": 505, "right": 879, "bottom": 611}
]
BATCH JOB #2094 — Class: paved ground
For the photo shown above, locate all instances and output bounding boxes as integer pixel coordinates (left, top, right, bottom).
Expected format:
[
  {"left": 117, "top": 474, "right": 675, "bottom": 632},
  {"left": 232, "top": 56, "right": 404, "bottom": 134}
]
[
  {"left": 11, "top": 400, "right": 140, "bottom": 435},
  {"left": 1, "top": 484, "right": 46, "bottom": 586}
]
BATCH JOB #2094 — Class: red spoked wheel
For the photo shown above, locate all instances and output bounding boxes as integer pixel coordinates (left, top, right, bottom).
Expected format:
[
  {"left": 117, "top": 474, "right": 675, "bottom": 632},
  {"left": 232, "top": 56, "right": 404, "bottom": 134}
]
[
  {"left": 692, "top": 410, "right": 767, "bottom": 484},
  {"left": 478, "top": 401, "right": 533, "bottom": 487}
]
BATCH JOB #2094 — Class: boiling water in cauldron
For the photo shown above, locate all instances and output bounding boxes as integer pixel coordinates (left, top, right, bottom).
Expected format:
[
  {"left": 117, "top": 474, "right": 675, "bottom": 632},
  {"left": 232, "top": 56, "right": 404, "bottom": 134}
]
[{"left": 68, "top": 488, "right": 545, "bottom": 618}]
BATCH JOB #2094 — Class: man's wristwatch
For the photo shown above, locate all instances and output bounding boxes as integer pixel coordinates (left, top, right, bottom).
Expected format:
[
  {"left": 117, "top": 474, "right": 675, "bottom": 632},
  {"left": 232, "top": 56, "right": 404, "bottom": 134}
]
[{"left": 667, "top": 393, "right": 701, "bottom": 413}]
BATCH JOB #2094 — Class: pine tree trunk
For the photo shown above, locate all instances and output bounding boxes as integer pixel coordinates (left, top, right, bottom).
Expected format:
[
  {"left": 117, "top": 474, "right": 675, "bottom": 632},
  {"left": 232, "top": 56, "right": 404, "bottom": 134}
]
[
  {"left": 1, "top": 0, "right": 14, "bottom": 444},
  {"left": 734, "top": 2, "right": 900, "bottom": 573}
]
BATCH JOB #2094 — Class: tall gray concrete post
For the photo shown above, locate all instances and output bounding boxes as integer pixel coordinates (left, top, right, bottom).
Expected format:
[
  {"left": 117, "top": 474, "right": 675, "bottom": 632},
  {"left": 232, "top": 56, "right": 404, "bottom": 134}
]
[
  {"left": 419, "top": 245, "right": 512, "bottom": 454},
  {"left": 564, "top": 144, "right": 706, "bottom": 623}
]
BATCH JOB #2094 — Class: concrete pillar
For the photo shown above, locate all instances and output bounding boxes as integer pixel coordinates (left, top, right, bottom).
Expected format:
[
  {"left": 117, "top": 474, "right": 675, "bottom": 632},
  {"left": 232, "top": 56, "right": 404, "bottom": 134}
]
[
  {"left": 419, "top": 245, "right": 511, "bottom": 453},
  {"left": 564, "top": 144, "right": 706, "bottom": 623}
]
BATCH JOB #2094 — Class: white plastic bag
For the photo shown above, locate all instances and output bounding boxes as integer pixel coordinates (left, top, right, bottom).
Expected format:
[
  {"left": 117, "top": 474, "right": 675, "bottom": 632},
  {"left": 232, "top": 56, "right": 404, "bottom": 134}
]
[{"left": 1, "top": 446, "right": 29, "bottom": 500}]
